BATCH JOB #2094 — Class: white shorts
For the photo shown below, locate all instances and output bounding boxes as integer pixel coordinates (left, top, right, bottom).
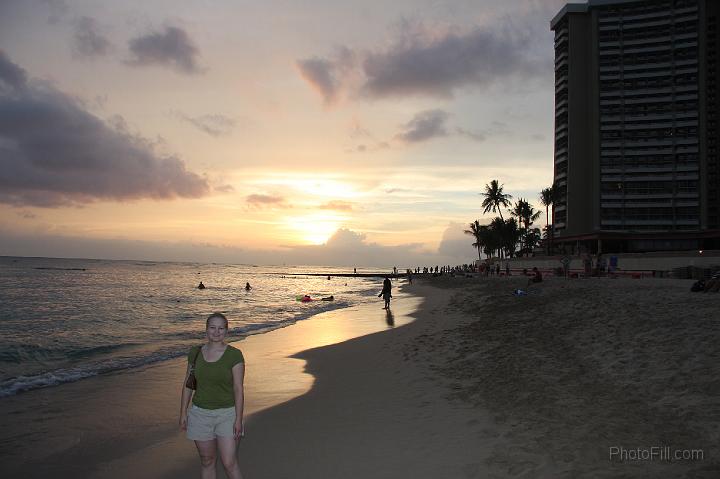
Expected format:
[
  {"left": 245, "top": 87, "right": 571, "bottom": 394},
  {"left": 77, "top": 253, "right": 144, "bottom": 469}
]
[{"left": 186, "top": 405, "right": 236, "bottom": 441}]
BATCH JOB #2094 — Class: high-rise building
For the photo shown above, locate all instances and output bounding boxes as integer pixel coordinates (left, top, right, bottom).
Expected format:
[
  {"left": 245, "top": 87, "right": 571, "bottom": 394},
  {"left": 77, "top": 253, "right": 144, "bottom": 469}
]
[{"left": 551, "top": 0, "right": 719, "bottom": 253}]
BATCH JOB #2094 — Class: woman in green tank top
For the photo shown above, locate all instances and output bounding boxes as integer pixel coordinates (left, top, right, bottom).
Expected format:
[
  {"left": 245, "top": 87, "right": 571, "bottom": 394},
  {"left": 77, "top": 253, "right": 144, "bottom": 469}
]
[{"left": 179, "top": 312, "right": 245, "bottom": 479}]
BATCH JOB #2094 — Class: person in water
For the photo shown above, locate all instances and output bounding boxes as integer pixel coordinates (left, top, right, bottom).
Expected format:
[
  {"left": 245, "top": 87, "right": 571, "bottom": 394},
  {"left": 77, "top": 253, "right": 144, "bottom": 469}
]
[
  {"left": 180, "top": 312, "right": 245, "bottom": 479},
  {"left": 245, "top": 282, "right": 251, "bottom": 291},
  {"left": 198, "top": 281, "right": 206, "bottom": 290},
  {"left": 378, "top": 276, "right": 392, "bottom": 309}
]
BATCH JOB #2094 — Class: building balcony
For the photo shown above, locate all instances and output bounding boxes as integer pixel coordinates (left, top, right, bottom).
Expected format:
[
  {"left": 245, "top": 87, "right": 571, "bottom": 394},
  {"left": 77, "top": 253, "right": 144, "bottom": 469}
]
[
  {"left": 622, "top": 10, "right": 672, "bottom": 22},
  {"left": 624, "top": 44, "right": 673, "bottom": 54},
  {"left": 622, "top": 61, "right": 673, "bottom": 72},
  {"left": 621, "top": 18, "right": 672, "bottom": 30}
]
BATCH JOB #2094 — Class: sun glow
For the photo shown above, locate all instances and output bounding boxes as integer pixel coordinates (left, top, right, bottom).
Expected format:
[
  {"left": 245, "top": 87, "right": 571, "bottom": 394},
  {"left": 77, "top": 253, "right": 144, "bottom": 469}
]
[
  {"left": 256, "top": 176, "right": 361, "bottom": 199},
  {"left": 285, "top": 213, "right": 346, "bottom": 245}
]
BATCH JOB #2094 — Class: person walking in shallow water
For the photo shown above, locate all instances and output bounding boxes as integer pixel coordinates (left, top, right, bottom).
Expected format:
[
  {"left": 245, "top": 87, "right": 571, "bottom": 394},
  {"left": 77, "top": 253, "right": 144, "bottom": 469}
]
[
  {"left": 180, "top": 312, "right": 245, "bottom": 479},
  {"left": 379, "top": 276, "right": 392, "bottom": 309}
]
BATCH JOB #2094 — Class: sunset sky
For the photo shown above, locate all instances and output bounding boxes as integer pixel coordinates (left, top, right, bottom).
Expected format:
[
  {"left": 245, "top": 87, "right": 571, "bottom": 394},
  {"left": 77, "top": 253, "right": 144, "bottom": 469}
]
[{"left": 0, "top": 0, "right": 564, "bottom": 267}]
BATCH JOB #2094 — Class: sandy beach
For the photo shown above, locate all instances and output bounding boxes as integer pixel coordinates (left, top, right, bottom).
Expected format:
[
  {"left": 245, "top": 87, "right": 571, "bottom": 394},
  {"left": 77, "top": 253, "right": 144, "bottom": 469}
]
[
  {"left": 3, "top": 275, "right": 719, "bottom": 478},
  {"left": 231, "top": 275, "right": 719, "bottom": 478}
]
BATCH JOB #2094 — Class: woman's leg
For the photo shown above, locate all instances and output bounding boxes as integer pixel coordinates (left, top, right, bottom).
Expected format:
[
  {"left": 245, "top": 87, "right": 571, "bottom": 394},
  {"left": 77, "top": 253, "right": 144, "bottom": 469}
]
[
  {"left": 195, "top": 439, "right": 218, "bottom": 479},
  {"left": 217, "top": 436, "right": 243, "bottom": 479}
]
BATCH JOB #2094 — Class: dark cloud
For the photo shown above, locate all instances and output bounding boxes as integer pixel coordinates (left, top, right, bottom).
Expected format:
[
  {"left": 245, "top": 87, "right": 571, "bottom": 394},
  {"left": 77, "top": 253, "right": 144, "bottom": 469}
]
[
  {"left": 395, "top": 109, "right": 449, "bottom": 143},
  {"left": 177, "top": 112, "right": 235, "bottom": 137},
  {"left": 0, "top": 50, "right": 28, "bottom": 91},
  {"left": 72, "top": 16, "right": 112, "bottom": 59},
  {"left": 296, "top": 47, "right": 355, "bottom": 105},
  {"left": 361, "top": 24, "right": 544, "bottom": 98},
  {"left": 298, "top": 19, "right": 547, "bottom": 103},
  {"left": 126, "top": 26, "right": 203, "bottom": 74},
  {"left": 318, "top": 200, "right": 353, "bottom": 212},
  {"left": 0, "top": 54, "right": 209, "bottom": 207},
  {"left": 297, "top": 58, "right": 338, "bottom": 105}
]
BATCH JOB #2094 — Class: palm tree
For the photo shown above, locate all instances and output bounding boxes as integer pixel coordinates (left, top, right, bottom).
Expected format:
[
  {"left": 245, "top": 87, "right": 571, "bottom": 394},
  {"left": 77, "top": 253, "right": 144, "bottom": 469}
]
[
  {"left": 540, "top": 186, "right": 554, "bottom": 254},
  {"left": 524, "top": 227, "right": 543, "bottom": 253},
  {"left": 510, "top": 198, "right": 541, "bottom": 256},
  {"left": 464, "top": 220, "right": 485, "bottom": 262},
  {"left": 480, "top": 180, "right": 513, "bottom": 221},
  {"left": 499, "top": 218, "right": 521, "bottom": 258}
]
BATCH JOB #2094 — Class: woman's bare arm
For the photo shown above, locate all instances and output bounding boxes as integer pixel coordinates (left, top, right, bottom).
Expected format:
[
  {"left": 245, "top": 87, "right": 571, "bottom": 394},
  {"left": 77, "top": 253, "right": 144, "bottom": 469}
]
[
  {"left": 179, "top": 362, "right": 194, "bottom": 430},
  {"left": 232, "top": 362, "right": 245, "bottom": 439}
]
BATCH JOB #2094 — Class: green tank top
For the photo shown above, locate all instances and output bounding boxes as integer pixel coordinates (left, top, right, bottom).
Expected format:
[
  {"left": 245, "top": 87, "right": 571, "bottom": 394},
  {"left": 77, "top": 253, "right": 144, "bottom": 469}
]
[{"left": 188, "top": 345, "right": 245, "bottom": 410}]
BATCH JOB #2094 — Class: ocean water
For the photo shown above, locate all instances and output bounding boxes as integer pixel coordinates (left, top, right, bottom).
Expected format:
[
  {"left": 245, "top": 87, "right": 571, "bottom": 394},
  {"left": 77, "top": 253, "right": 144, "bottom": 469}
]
[{"left": 0, "top": 256, "right": 393, "bottom": 398}]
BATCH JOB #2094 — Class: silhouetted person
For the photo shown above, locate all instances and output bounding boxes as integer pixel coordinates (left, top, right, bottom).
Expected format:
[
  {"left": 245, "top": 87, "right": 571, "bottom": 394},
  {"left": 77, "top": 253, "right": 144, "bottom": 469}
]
[
  {"left": 245, "top": 282, "right": 251, "bottom": 291},
  {"left": 198, "top": 281, "right": 206, "bottom": 290},
  {"left": 378, "top": 276, "right": 392, "bottom": 309}
]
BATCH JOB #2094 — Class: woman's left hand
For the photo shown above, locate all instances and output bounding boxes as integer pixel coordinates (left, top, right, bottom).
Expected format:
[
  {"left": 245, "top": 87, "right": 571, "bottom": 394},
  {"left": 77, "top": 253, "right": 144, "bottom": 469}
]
[{"left": 233, "top": 418, "right": 244, "bottom": 440}]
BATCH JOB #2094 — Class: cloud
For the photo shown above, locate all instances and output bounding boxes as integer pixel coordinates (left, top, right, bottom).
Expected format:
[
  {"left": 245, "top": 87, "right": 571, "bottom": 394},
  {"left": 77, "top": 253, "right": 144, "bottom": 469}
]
[
  {"left": 395, "top": 109, "right": 449, "bottom": 143},
  {"left": 0, "top": 53, "right": 209, "bottom": 207},
  {"left": 246, "top": 194, "right": 288, "bottom": 208},
  {"left": 177, "top": 112, "right": 236, "bottom": 137},
  {"left": 72, "top": 16, "right": 112, "bottom": 59},
  {"left": 318, "top": 200, "right": 353, "bottom": 212},
  {"left": 0, "top": 50, "right": 28, "bottom": 91},
  {"left": 298, "top": 20, "right": 546, "bottom": 104},
  {"left": 455, "top": 127, "right": 487, "bottom": 142},
  {"left": 456, "top": 121, "right": 509, "bottom": 142},
  {"left": 40, "top": 0, "right": 68, "bottom": 25},
  {"left": 296, "top": 46, "right": 355, "bottom": 105},
  {"left": 437, "top": 222, "right": 478, "bottom": 259},
  {"left": 361, "top": 25, "right": 541, "bottom": 98},
  {"left": 126, "top": 26, "right": 203, "bottom": 74},
  {"left": 0, "top": 226, "right": 478, "bottom": 268},
  {"left": 297, "top": 58, "right": 338, "bottom": 105},
  {"left": 214, "top": 184, "right": 235, "bottom": 194}
]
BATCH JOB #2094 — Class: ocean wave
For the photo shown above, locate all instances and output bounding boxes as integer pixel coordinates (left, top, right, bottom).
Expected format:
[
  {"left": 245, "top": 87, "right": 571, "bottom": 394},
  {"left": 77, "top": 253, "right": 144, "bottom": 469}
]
[{"left": 0, "top": 303, "right": 356, "bottom": 397}]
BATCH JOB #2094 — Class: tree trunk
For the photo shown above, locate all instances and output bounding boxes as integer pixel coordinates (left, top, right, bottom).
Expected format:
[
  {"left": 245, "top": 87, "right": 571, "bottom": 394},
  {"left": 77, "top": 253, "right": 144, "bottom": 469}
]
[{"left": 545, "top": 206, "right": 550, "bottom": 255}]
